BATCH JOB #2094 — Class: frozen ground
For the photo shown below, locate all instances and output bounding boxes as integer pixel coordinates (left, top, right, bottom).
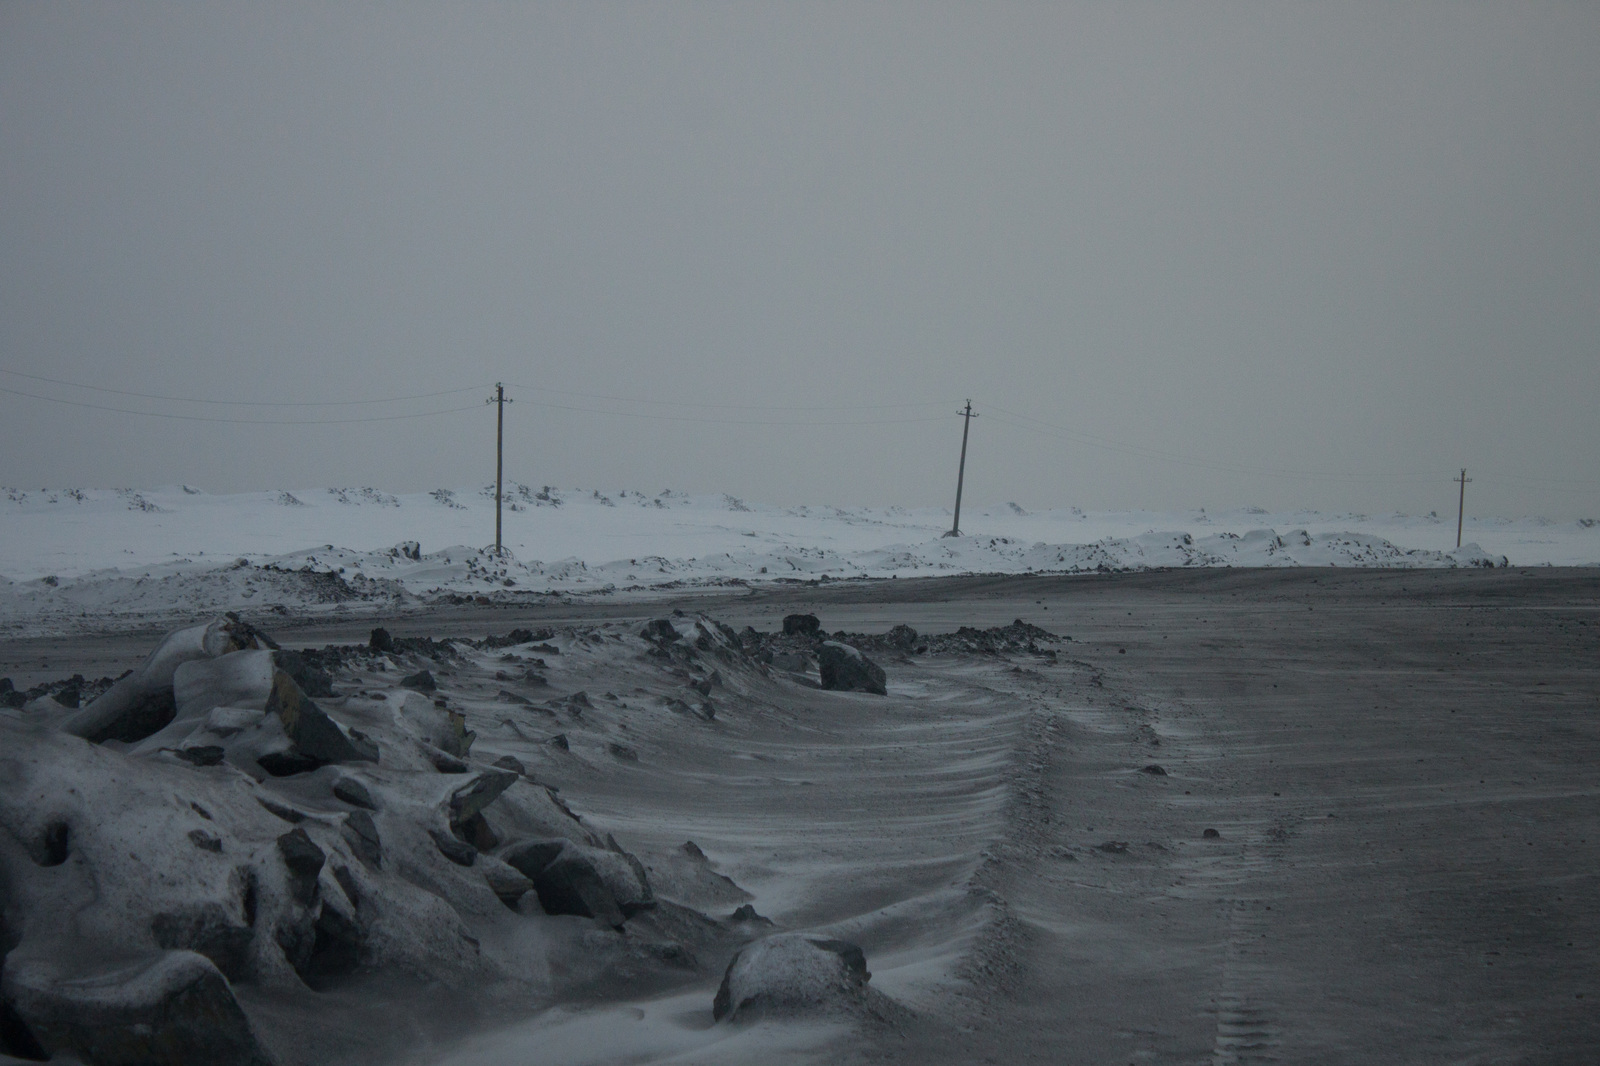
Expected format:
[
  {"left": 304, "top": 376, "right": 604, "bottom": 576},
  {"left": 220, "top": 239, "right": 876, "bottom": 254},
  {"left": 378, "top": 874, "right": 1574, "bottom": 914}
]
[
  {"left": 5, "top": 484, "right": 1595, "bottom": 637},
  {"left": 3, "top": 568, "right": 1597, "bottom": 1065}
]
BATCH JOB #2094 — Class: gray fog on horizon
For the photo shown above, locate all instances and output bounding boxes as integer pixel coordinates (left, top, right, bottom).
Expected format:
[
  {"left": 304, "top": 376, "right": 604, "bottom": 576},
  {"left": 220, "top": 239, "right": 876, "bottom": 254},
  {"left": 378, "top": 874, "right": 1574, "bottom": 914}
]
[{"left": 2, "top": 3, "right": 1596, "bottom": 519}]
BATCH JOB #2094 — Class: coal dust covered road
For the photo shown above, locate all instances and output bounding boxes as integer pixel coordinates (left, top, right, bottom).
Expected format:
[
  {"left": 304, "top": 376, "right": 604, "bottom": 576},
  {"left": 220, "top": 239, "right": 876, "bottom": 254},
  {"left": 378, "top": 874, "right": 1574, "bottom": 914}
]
[
  {"left": 426, "top": 568, "right": 1600, "bottom": 1065},
  {"left": 14, "top": 568, "right": 1600, "bottom": 1064}
]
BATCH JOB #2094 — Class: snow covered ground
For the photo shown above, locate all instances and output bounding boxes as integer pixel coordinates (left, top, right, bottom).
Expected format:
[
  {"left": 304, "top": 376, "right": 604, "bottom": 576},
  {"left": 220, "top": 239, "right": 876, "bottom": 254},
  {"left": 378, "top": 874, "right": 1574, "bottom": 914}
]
[{"left": 2, "top": 484, "right": 1595, "bottom": 637}]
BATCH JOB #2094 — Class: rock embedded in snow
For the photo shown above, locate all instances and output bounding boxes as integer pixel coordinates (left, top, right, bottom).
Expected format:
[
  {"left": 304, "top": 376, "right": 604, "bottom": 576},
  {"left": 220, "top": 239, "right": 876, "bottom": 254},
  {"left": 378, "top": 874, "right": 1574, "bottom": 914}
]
[
  {"left": 2, "top": 951, "right": 275, "bottom": 1066},
  {"left": 429, "top": 828, "right": 477, "bottom": 867},
  {"left": 399, "top": 669, "right": 436, "bottom": 693},
  {"left": 478, "top": 858, "right": 534, "bottom": 909},
  {"left": 448, "top": 771, "right": 518, "bottom": 850},
  {"left": 502, "top": 838, "right": 653, "bottom": 929},
  {"left": 341, "top": 810, "right": 382, "bottom": 869},
  {"left": 639, "top": 619, "right": 680, "bottom": 644},
  {"left": 818, "top": 642, "right": 887, "bottom": 695},
  {"left": 782, "top": 614, "right": 821, "bottom": 638},
  {"left": 885, "top": 623, "right": 919, "bottom": 651},
  {"left": 712, "top": 933, "right": 872, "bottom": 1022},
  {"left": 276, "top": 828, "right": 326, "bottom": 904},
  {"left": 768, "top": 650, "right": 809, "bottom": 674},
  {"left": 263, "top": 671, "right": 378, "bottom": 772},
  {"left": 331, "top": 776, "right": 376, "bottom": 809}
]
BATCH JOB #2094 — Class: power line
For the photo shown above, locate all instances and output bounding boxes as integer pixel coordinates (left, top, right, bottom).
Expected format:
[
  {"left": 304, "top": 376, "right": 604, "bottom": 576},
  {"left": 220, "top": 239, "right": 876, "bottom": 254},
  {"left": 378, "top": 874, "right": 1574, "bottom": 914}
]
[
  {"left": 512, "top": 396, "right": 952, "bottom": 427},
  {"left": 982, "top": 403, "right": 1445, "bottom": 484},
  {"left": 0, "top": 368, "right": 487, "bottom": 407},
  {"left": 504, "top": 382, "right": 956, "bottom": 412},
  {"left": 0, "top": 386, "right": 484, "bottom": 425}
]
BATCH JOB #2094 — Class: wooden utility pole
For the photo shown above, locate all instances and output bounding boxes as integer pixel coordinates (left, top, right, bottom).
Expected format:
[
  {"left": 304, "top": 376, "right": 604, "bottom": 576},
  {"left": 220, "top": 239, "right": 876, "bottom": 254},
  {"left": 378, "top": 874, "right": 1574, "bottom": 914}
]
[
  {"left": 944, "top": 400, "right": 977, "bottom": 538},
  {"left": 1454, "top": 468, "right": 1472, "bottom": 549},
  {"left": 486, "top": 383, "right": 512, "bottom": 556}
]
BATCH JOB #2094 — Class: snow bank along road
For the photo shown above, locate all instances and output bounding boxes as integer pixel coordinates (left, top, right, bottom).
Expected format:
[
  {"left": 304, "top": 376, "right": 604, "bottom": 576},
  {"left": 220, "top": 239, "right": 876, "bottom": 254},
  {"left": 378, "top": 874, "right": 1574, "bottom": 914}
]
[
  {"left": 4, "top": 567, "right": 1597, "bottom": 1065},
  {"left": 9, "top": 483, "right": 1591, "bottom": 637}
]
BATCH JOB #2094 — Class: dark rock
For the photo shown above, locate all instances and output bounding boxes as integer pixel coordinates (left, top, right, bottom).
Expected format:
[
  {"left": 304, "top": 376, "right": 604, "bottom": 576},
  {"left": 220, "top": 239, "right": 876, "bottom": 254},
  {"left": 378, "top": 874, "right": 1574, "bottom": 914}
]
[
  {"left": 400, "top": 669, "right": 436, "bottom": 692},
  {"left": 175, "top": 745, "right": 226, "bottom": 767},
  {"left": 782, "top": 614, "right": 821, "bottom": 638},
  {"left": 1096, "top": 840, "right": 1130, "bottom": 854},
  {"left": 331, "top": 865, "right": 360, "bottom": 910},
  {"left": 528, "top": 848, "right": 627, "bottom": 928},
  {"left": 483, "top": 626, "right": 553, "bottom": 649},
  {"left": 501, "top": 839, "right": 568, "bottom": 879},
  {"left": 341, "top": 811, "right": 382, "bottom": 869},
  {"left": 817, "top": 642, "right": 887, "bottom": 695},
  {"left": 369, "top": 627, "right": 394, "bottom": 653},
  {"left": 429, "top": 828, "right": 476, "bottom": 867},
  {"left": 482, "top": 863, "right": 534, "bottom": 908},
  {"left": 277, "top": 828, "right": 325, "bottom": 904},
  {"left": 454, "top": 813, "right": 499, "bottom": 852},
  {"left": 1203, "top": 828, "right": 1221, "bottom": 839},
  {"left": 885, "top": 624, "right": 919, "bottom": 651},
  {"left": 713, "top": 934, "right": 870, "bottom": 1022},
  {"left": 607, "top": 742, "right": 639, "bottom": 762},
  {"left": 332, "top": 777, "right": 376, "bottom": 809},
  {"left": 256, "top": 751, "right": 322, "bottom": 777},
  {"left": 496, "top": 689, "right": 532, "bottom": 706},
  {"left": 255, "top": 798, "right": 306, "bottom": 824},
  {"left": 1139, "top": 764, "right": 1168, "bottom": 776},
  {"left": 272, "top": 650, "right": 334, "bottom": 698},
  {"left": 769, "top": 651, "right": 809, "bottom": 673},
  {"left": 0, "top": 685, "right": 26, "bottom": 711},
  {"left": 682, "top": 841, "right": 707, "bottom": 862},
  {"left": 301, "top": 902, "right": 363, "bottom": 987},
  {"left": 493, "top": 754, "right": 526, "bottom": 775},
  {"left": 640, "top": 619, "right": 680, "bottom": 644},
  {"left": 548, "top": 733, "right": 570, "bottom": 751},
  {"left": 2, "top": 951, "right": 275, "bottom": 1066},
  {"left": 420, "top": 706, "right": 474, "bottom": 758},
  {"left": 729, "top": 904, "right": 773, "bottom": 925},
  {"left": 150, "top": 905, "right": 253, "bottom": 981},
  {"left": 265, "top": 670, "right": 378, "bottom": 771},
  {"left": 187, "top": 829, "right": 223, "bottom": 853},
  {"left": 426, "top": 748, "right": 469, "bottom": 774},
  {"left": 449, "top": 771, "right": 517, "bottom": 826}
]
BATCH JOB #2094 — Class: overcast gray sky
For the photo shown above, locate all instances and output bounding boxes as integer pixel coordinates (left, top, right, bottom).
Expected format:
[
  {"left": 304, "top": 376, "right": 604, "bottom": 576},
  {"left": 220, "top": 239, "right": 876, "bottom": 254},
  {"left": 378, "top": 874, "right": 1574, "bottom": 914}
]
[{"left": 2, "top": 3, "right": 1596, "bottom": 517}]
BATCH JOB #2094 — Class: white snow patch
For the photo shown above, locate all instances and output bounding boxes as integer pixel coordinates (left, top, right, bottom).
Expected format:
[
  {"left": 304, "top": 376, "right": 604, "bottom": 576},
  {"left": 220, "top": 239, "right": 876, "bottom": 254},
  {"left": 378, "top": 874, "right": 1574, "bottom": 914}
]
[{"left": 1, "top": 486, "right": 1590, "bottom": 636}]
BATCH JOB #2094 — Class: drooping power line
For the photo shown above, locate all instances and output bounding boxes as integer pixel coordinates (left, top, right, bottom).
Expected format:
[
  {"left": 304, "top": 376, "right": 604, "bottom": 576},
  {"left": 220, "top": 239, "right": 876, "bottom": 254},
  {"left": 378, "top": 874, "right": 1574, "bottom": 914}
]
[
  {"left": 0, "top": 368, "right": 488, "bottom": 407},
  {"left": 0, "top": 386, "right": 486, "bottom": 425}
]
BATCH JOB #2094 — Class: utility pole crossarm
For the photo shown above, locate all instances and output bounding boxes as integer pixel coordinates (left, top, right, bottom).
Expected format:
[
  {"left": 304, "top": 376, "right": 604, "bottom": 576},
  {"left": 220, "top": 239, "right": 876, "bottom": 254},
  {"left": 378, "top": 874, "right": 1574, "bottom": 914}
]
[{"left": 943, "top": 400, "right": 977, "bottom": 538}]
